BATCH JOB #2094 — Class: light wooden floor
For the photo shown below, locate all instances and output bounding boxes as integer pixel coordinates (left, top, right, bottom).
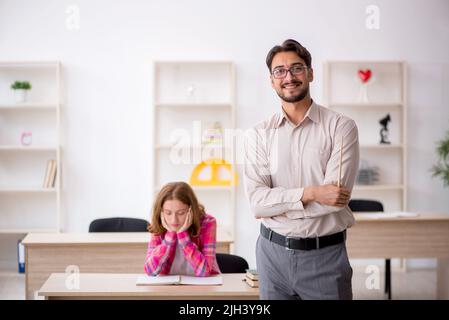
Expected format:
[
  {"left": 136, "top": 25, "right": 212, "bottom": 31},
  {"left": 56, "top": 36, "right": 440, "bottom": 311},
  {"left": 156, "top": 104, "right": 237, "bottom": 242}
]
[
  {"left": 353, "top": 268, "right": 436, "bottom": 300},
  {"left": 0, "top": 271, "right": 25, "bottom": 300},
  {"left": 0, "top": 269, "right": 436, "bottom": 300}
]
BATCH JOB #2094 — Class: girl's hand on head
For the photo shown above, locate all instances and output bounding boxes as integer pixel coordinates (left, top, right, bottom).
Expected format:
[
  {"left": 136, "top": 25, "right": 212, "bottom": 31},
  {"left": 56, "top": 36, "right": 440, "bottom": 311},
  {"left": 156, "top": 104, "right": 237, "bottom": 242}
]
[{"left": 178, "top": 207, "right": 192, "bottom": 233}]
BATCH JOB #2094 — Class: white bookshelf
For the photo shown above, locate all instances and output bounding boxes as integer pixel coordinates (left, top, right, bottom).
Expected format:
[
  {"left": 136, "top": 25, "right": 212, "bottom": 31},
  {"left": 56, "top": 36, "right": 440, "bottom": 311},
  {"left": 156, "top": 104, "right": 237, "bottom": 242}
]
[
  {"left": 156, "top": 103, "right": 232, "bottom": 109},
  {"left": 153, "top": 61, "right": 236, "bottom": 247},
  {"left": 0, "top": 145, "right": 58, "bottom": 151},
  {"left": 0, "top": 188, "right": 57, "bottom": 193},
  {"left": 324, "top": 61, "right": 407, "bottom": 212},
  {"left": 0, "top": 61, "right": 61, "bottom": 234}
]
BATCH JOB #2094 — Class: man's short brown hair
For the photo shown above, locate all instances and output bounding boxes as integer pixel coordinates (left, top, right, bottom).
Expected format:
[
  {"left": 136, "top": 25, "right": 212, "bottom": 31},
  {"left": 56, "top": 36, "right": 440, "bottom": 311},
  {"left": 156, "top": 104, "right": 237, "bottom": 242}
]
[{"left": 266, "top": 39, "right": 312, "bottom": 72}]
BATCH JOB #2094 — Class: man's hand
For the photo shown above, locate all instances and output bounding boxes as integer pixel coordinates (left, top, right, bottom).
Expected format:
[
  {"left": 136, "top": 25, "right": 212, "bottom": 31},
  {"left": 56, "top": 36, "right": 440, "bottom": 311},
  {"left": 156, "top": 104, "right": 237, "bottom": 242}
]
[{"left": 302, "top": 184, "right": 351, "bottom": 207}]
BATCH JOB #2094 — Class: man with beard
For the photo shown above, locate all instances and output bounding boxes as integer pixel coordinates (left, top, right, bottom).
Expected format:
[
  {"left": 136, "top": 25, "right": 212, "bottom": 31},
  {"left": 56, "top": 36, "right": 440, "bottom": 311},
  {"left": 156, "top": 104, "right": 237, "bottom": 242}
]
[{"left": 244, "top": 39, "right": 360, "bottom": 300}]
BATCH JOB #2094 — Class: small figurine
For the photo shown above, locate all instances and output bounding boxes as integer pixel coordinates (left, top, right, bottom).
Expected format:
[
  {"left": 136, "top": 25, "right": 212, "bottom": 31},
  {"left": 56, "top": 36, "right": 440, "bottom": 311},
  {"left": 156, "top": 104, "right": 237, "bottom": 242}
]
[
  {"left": 357, "top": 69, "right": 374, "bottom": 103},
  {"left": 356, "top": 160, "right": 380, "bottom": 185},
  {"left": 21, "top": 131, "right": 32, "bottom": 146},
  {"left": 202, "top": 121, "right": 223, "bottom": 145},
  {"left": 187, "top": 84, "right": 196, "bottom": 98},
  {"left": 379, "top": 114, "right": 391, "bottom": 144}
]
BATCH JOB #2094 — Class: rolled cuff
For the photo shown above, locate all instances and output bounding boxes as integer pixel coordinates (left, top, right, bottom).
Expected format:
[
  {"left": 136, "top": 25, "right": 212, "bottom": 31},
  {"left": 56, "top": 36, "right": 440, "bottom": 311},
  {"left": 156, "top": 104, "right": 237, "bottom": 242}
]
[
  {"left": 164, "top": 231, "right": 177, "bottom": 243},
  {"left": 285, "top": 188, "right": 305, "bottom": 210},
  {"left": 176, "top": 230, "right": 191, "bottom": 247}
]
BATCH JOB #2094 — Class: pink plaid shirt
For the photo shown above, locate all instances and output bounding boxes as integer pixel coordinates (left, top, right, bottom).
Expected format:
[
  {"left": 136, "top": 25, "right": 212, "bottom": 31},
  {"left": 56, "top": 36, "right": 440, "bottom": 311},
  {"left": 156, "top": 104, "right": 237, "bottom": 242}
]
[{"left": 144, "top": 213, "right": 221, "bottom": 277}]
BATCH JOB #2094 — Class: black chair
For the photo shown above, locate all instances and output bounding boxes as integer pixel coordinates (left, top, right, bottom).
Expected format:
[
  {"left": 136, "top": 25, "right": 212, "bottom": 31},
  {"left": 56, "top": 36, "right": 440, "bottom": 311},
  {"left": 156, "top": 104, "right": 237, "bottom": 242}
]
[
  {"left": 348, "top": 199, "right": 392, "bottom": 300},
  {"left": 88, "top": 217, "right": 149, "bottom": 232},
  {"left": 216, "top": 253, "right": 249, "bottom": 273}
]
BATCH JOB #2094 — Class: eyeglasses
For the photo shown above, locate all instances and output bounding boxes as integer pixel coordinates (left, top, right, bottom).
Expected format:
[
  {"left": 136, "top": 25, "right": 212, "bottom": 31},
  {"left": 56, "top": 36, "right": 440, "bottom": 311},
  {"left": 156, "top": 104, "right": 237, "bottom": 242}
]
[{"left": 271, "top": 65, "right": 307, "bottom": 79}]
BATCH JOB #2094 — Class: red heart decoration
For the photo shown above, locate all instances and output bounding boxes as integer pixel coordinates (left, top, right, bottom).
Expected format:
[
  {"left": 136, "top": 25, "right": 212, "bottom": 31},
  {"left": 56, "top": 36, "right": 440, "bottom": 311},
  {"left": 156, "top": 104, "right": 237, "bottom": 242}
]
[{"left": 358, "top": 69, "right": 372, "bottom": 83}]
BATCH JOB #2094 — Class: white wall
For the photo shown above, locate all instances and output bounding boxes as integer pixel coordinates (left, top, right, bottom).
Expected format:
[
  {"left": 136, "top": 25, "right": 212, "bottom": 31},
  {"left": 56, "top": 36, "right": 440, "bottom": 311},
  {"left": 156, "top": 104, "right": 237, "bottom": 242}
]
[{"left": 0, "top": 0, "right": 448, "bottom": 269}]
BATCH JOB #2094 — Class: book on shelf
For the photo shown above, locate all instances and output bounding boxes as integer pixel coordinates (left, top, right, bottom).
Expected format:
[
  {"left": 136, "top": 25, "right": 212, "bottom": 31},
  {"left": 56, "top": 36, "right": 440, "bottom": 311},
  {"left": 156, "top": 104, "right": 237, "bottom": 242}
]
[
  {"left": 43, "top": 160, "right": 53, "bottom": 188},
  {"left": 43, "top": 160, "right": 57, "bottom": 188},
  {"left": 136, "top": 274, "right": 223, "bottom": 286},
  {"left": 49, "top": 160, "right": 57, "bottom": 187}
]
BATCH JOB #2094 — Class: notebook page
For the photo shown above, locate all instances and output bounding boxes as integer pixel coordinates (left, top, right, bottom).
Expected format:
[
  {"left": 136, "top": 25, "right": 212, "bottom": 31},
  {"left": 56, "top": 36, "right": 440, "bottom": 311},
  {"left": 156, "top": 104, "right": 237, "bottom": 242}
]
[
  {"left": 180, "top": 275, "right": 223, "bottom": 285},
  {"left": 136, "top": 275, "right": 180, "bottom": 285}
]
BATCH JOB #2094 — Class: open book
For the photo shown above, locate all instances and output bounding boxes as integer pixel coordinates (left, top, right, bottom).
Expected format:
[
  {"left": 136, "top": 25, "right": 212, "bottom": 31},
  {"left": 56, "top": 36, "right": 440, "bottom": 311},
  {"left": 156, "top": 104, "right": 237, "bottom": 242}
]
[{"left": 136, "top": 274, "right": 223, "bottom": 286}]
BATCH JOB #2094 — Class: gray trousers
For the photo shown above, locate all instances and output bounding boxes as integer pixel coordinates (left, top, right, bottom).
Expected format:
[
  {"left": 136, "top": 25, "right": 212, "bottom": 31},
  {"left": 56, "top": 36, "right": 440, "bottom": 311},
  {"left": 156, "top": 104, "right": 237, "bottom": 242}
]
[{"left": 256, "top": 234, "right": 353, "bottom": 300}]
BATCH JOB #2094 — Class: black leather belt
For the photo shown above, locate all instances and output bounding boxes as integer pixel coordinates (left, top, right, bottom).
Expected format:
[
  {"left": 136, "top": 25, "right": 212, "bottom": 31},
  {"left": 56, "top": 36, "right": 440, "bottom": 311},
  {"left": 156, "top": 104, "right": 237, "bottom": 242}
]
[{"left": 260, "top": 223, "right": 346, "bottom": 251}]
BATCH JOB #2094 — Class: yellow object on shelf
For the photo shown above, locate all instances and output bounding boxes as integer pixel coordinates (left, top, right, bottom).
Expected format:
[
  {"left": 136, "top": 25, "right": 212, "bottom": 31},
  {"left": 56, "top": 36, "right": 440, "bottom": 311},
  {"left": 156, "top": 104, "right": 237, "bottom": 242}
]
[{"left": 190, "top": 158, "right": 238, "bottom": 186}]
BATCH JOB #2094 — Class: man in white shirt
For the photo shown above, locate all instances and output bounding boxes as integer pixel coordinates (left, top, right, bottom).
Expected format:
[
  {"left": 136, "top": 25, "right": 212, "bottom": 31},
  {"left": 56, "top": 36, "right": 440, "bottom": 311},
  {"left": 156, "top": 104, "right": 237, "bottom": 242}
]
[{"left": 244, "top": 39, "right": 359, "bottom": 299}]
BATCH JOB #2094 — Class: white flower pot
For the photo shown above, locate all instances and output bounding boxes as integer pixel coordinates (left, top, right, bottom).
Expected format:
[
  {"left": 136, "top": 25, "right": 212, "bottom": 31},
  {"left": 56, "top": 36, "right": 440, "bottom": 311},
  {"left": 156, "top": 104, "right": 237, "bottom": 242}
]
[{"left": 14, "top": 89, "right": 27, "bottom": 103}]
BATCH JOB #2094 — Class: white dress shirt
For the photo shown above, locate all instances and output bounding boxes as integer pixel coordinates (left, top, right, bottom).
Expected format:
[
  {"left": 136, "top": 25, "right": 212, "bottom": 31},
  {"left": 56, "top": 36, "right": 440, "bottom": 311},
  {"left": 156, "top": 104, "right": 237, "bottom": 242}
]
[{"left": 244, "top": 101, "right": 360, "bottom": 237}]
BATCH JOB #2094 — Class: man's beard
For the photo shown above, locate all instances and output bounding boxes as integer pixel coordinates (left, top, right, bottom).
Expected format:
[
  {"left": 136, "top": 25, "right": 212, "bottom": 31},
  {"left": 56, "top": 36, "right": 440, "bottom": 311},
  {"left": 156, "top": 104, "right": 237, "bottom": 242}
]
[{"left": 276, "top": 83, "right": 309, "bottom": 103}]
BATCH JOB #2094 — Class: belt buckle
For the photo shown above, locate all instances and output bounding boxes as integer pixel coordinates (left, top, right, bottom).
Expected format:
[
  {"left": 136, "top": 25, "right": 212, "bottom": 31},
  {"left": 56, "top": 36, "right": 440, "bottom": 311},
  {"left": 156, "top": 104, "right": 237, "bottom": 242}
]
[
  {"left": 285, "top": 236, "right": 293, "bottom": 250},
  {"left": 268, "top": 229, "right": 273, "bottom": 241}
]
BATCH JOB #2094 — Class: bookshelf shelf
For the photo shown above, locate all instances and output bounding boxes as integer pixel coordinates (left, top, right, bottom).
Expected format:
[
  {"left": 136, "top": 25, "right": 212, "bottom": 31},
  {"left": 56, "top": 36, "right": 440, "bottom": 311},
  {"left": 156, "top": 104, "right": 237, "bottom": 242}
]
[
  {"left": 0, "top": 61, "right": 61, "bottom": 234},
  {"left": 155, "top": 144, "right": 232, "bottom": 151},
  {"left": 359, "top": 144, "right": 403, "bottom": 149},
  {"left": 0, "top": 145, "right": 58, "bottom": 151},
  {"left": 328, "top": 103, "right": 403, "bottom": 109},
  {"left": 324, "top": 61, "right": 407, "bottom": 212},
  {"left": 0, "top": 188, "right": 57, "bottom": 193},
  {"left": 353, "top": 185, "right": 404, "bottom": 191},
  {"left": 156, "top": 103, "right": 232, "bottom": 109},
  {"left": 0, "top": 103, "right": 58, "bottom": 110},
  {"left": 153, "top": 61, "right": 236, "bottom": 248}
]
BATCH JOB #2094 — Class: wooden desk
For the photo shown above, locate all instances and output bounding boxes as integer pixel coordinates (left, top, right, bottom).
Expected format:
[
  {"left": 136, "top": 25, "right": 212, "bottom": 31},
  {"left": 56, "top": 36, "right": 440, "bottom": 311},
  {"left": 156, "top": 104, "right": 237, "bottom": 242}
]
[
  {"left": 347, "top": 213, "right": 449, "bottom": 299},
  {"left": 24, "top": 213, "right": 449, "bottom": 299},
  {"left": 38, "top": 273, "right": 258, "bottom": 300},
  {"left": 23, "top": 231, "right": 233, "bottom": 300}
]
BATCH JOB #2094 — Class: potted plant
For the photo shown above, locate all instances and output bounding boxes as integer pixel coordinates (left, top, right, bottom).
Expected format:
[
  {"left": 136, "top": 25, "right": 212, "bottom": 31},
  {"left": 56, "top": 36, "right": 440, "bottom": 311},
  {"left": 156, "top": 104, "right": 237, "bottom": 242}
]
[
  {"left": 11, "top": 81, "right": 32, "bottom": 103},
  {"left": 431, "top": 130, "right": 449, "bottom": 186}
]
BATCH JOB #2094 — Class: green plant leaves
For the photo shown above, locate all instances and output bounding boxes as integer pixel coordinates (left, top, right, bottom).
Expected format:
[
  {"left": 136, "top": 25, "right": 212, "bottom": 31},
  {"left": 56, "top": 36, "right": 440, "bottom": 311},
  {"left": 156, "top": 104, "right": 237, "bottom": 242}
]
[
  {"left": 11, "top": 81, "right": 32, "bottom": 90},
  {"left": 432, "top": 130, "right": 449, "bottom": 187}
]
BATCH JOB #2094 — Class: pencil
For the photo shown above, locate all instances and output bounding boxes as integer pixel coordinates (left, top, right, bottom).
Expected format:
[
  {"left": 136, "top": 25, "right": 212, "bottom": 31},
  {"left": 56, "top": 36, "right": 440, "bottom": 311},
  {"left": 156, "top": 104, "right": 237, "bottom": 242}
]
[{"left": 338, "top": 136, "right": 343, "bottom": 187}]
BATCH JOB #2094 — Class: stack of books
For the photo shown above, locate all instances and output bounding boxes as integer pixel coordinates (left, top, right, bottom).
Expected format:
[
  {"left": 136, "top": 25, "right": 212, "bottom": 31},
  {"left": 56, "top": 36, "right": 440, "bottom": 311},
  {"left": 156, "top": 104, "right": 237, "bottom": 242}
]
[{"left": 244, "top": 269, "right": 258, "bottom": 288}]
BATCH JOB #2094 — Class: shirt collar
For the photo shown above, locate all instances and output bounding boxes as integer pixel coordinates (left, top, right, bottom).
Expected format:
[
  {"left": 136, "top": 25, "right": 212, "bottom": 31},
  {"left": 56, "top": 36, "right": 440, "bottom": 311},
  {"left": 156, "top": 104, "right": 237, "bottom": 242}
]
[{"left": 276, "top": 100, "right": 319, "bottom": 128}]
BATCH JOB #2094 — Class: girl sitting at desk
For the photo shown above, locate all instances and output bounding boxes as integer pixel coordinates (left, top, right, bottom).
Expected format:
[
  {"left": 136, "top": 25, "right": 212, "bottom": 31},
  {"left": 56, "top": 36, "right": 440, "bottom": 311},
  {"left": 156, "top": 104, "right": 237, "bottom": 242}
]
[{"left": 144, "top": 181, "right": 221, "bottom": 277}]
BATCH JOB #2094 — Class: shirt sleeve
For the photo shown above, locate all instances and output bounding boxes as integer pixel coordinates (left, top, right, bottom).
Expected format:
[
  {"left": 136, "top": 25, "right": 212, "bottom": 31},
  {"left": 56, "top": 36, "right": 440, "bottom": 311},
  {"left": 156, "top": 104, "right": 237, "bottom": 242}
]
[
  {"left": 286, "top": 119, "right": 360, "bottom": 219},
  {"left": 244, "top": 127, "right": 306, "bottom": 219},
  {"left": 143, "top": 231, "right": 177, "bottom": 276},
  {"left": 177, "top": 216, "right": 220, "bottom": 277}
]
